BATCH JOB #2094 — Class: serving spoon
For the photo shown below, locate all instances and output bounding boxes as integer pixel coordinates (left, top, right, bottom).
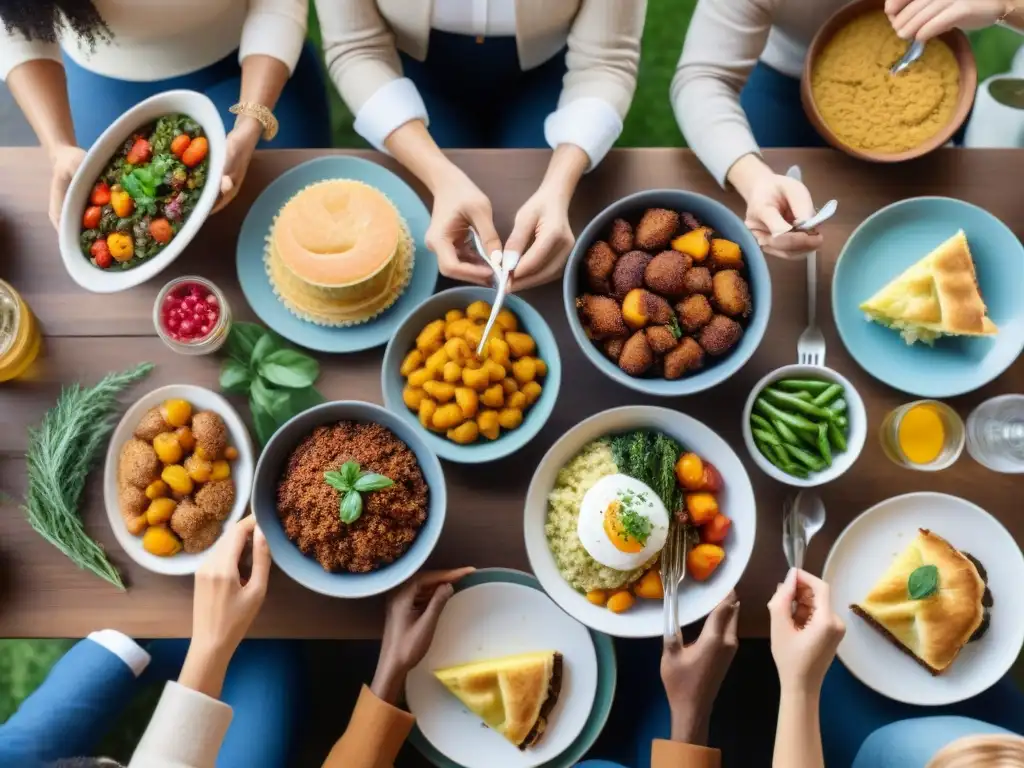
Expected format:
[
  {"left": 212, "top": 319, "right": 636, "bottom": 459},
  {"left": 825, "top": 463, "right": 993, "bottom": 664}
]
[
  {"left": 891, "top": 40, "right": 925, "bottom": 76},
  {"left": 465, "top": 229, "right": 520, "bottom": 357},
  {"left": 782, "top": 490, "right": 826, "bottom": 571}
]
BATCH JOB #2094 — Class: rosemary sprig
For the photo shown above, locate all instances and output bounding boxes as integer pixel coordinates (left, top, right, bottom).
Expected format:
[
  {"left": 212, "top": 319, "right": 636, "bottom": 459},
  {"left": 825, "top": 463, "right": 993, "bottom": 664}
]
[{"left": 22, "top": 363, "right": 153, "bottom": 590}]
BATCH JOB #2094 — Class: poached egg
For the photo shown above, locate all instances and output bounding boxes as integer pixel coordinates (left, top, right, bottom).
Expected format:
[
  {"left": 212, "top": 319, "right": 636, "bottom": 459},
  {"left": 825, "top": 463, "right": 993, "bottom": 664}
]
[{"left": 577, "top": 474, "right": 670, "bottom": 571}]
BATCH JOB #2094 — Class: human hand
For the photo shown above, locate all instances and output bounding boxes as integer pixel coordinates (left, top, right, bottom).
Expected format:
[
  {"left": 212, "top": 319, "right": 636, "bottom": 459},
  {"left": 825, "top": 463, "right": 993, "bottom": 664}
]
[
  {"left": 371, "top": 567, "right": 475, "bottom": 704},
  {"left": 661, "top": 591, "right": 740, "bottom": 745},
  {"left": 427, "top": 166, "right": 501, "bottom": 286},
  {"left": 886, "top": 0, "right": 1012, "bottom": 40},
  {"left": 48, "top": 144, "right": 86, "bottom": 229},
  {"left": 213, "top": 120, "right": 261, "bottom": 213},
  {"left": 768, "top": 568, "right": 846, "bottom": 696}
]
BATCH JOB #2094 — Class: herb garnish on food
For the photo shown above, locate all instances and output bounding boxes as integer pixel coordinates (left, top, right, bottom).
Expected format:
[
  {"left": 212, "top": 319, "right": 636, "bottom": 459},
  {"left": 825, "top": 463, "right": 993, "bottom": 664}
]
[
  {"left": 324, "top": 461, "right": 394, "bottom": 524},
  {"left": 616, "top": 503, "right": 653, "bottom": 545},
  {"left": 908, "top": 564, "right": 939, "bottom": 600},
  {"left": 22, "top": 362, "right": 153, "bottom": 589},
  {"left": 610, "top": 430, "right": 684, "bottom": 514}
]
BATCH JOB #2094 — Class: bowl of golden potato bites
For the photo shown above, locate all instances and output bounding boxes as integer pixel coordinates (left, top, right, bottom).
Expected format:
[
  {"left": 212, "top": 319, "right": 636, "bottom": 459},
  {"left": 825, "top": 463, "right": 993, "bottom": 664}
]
[
  {"left": 564, "top": 189, "right": 771, "bottom": 397},
  {"left": 382, "top": 287, "right": 561, "bottom": 463}
]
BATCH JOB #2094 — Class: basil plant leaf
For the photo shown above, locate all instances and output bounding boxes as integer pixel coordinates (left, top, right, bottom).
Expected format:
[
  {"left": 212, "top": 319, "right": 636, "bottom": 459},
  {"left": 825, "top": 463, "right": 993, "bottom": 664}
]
[
  {"left": 259, "top": 349, "right": 320, "bottom": 389},
  {"left": 908, "top": 564, "right": 939, "bottom": 600},
  {"left": 340, "top": 461, "right": 361, "bottom": 487},
  {"left": 250, "top": 333, "right": 280, "bottom": 368},
  {"left": 340, "top": 489, "right": 363, "bottom": 524},
  {"left": 353, "top": 473, "right": 394, "bottom": 492},
  {"left": 219, "top": 358, "right": 253, "bottom": 395},
  {"left": 226, "top": 322, "right": 266, "bottom": 365},
  {"left": 249, "top": 397, "right": 279, "bottom": 447},
  {"left": 250, "top": 377, "right": 289, "bottom": 422},
  {"left": 323, "top": 470, "right": 350, "bottom": 492}
]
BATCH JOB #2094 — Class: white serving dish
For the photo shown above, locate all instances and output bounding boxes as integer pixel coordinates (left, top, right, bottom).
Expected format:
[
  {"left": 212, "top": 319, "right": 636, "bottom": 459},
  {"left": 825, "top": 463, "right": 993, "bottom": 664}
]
[
  {"left": 742, "top": 364, "right": 867, "bottom": 487},
  {"left": 103, "top": 384, "right": 254, "bottom": 576},
  {"left": 59, "top": 90, "right": 226, "bottom": 293},
  {"left": 823, "top": 492, "right": 1024, "bottom": 705},
  {"left": 523, "top": 405, "right": 756, "bottom": 638}
]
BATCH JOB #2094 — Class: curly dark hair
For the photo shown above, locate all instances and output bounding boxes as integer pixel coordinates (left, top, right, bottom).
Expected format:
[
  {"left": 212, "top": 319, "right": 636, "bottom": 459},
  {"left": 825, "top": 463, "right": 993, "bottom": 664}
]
[{"left": 0, "top": 1, "right": 108, "bottom": 46}]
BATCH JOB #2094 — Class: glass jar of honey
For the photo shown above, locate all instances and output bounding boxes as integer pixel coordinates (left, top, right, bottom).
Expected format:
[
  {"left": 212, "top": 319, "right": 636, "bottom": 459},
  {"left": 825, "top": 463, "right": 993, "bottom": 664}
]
[{"left": 0, "top": 279, "right": 42, "bottom": 382}]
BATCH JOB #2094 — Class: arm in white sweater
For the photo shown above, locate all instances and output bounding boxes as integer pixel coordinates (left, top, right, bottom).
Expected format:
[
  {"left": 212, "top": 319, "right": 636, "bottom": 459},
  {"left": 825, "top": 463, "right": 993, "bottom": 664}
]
[
  {"left": 128, "top": 682, "right": 234, "bottom": 768},
  {"left": 670, "top": 0, "right": 777, "bottom": 187},
  {"left": 239, "top": 0, "right": 308, "bottom": 73}
]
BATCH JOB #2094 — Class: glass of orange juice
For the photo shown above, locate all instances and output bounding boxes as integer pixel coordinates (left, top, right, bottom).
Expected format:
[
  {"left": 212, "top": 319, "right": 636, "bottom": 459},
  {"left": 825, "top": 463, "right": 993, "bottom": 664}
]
[
  {"left": 880, "top": 400, "right": 964, "bottom": 471},
  {"left": 0, "top": 279, "right": 42, "bottom": 383}
]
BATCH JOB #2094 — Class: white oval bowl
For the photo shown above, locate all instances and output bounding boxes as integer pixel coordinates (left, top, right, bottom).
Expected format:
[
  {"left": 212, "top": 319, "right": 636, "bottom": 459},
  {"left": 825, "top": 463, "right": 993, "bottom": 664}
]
[
  {"left": 103, "top": 384, "right": 254, "bottom": 576},
  {"left": 742, "top": 364, "right": 868, "bottom": 488},
  {"left": 523, "top": 405, "right": 757, "bottom": 638},
  {"left": 59, "top": 90, "right": 226, "bottom": 293}
]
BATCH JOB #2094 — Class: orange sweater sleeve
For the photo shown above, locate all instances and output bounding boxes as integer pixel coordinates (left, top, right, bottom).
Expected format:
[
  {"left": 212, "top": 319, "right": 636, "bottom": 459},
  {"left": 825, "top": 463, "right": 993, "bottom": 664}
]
[
  {"left": 652, "top": 739, "right": 721, "bottom": 768},
  {"left": 322, "top": 686, "right": 416, "bottom": 768}
]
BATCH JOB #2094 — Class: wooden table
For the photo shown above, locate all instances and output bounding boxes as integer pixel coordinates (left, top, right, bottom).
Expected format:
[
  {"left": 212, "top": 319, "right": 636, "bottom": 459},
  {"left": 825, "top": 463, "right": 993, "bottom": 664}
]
[{"left": 1, "top": 147, "right": 1021, "bottom": 639}]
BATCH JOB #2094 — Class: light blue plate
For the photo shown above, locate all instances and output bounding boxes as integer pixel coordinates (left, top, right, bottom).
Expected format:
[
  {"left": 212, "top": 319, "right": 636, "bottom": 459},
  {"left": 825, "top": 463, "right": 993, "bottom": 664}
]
[
  {"left": 236, "top": 156, "right": 438, "bottom": 353},
  {"left": 833, "top": 197, "right": 1024, "bottom": 398},
  {"left": 408, "top": 568, "right": 616, "bottom": 768}
]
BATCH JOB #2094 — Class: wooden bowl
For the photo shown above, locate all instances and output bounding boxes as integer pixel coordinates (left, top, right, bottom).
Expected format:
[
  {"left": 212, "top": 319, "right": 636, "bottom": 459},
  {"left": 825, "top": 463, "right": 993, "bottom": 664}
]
[{"left": 800, "top": 0, "right": 977, "bottom": 162}]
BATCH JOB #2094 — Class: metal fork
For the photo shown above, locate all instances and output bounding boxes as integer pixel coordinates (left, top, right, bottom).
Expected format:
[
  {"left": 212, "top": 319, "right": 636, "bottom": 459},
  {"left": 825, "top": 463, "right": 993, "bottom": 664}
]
[
  {"left": 662, "top": 523, "right": 694, "bottom": 641},
  {"left": 787, "top": 165, "right": 827, "bottom": 368}
]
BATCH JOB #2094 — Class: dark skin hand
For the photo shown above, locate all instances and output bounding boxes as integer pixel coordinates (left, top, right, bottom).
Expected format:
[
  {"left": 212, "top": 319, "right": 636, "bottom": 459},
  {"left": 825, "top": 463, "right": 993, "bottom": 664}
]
[
  {"left": 661, "top": 591, "right": 740, "bottom": 746},
  {"left": 370, "top": 568, "right": 476, "bottom": 705}
]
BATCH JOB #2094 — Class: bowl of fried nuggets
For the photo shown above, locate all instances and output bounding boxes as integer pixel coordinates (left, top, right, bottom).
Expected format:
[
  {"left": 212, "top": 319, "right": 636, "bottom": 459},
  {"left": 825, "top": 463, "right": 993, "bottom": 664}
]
[{"left": 563, "top": 190, "right": 770, "bottom": 396}]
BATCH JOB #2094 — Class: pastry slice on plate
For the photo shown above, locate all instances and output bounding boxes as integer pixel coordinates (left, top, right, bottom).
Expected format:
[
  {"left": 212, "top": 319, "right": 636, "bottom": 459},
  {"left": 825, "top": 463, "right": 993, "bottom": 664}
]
[
  {"left": 850, "top": 529, "right": 989, "bottom": 675},
  {"left": 860, "top": 230, "right": 998, "bottom": 345},
  {"left": 433, "top": 650, "right": 563, "bottom": 750}
]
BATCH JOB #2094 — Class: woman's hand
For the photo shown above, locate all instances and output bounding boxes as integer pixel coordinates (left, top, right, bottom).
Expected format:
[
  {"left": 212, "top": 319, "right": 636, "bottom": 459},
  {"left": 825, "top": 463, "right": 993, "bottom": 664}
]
[
  {"left": 179, "top": 516, "right": 270, "bottom": 698},
  {"left": 49, "top": 144, "right": 86, "bottom": 229},
  {"left": 371, "top": 568, "right": 475, "bottom": 704},
  {"left": 426, "top": 166, "right": 502, "bottom": 286},
  {"left": 504, "top": 145, "right": 588, "bottom": 292},
  {"left": 886, "top": 0, "right": 1013, "bottom": 40},
  {"left": 727, "top": 155, "right": 823, "bottom": 260},
  {"left": 213, "top": 120, "right": 261, "bottom": 213},
  {"left": 768, "top": 568, "right": 846, "bottom": 696},
  {"left": 661, "top": 591, "right": 740, "bottom": 746}
]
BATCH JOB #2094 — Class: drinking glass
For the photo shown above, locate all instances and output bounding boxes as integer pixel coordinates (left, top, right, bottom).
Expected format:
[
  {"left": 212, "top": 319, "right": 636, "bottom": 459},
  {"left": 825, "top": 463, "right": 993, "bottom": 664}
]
[
  {"left": 879, "top": 400, "right": 964, "bottom": 471},
  {"left": 966, "top": 395, "right": 1024, "bottom": 473}
]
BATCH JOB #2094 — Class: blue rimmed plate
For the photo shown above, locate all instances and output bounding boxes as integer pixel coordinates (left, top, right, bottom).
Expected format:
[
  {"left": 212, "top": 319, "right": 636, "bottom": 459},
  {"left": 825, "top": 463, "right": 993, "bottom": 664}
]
[
  {"left": 406, "top": 569, "right": 616, "bottom": 768},
  {"left": 236, "top": 156, "right": 438, "bottom": 353},
  {"left": 833, "top": 197, "right": 1024, "bottom": 397}
]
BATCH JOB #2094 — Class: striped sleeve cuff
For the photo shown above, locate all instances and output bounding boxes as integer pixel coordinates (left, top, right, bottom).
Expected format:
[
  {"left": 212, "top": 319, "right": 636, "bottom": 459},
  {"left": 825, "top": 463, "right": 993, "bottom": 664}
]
[
  {"left": 239, "top": 10, "right": 306, "bottom": 74},
  {"left": 353, "top": 77, "right": 429, "bottom": 152},
  {"left": 544, "top": 96, "right": 624, "bottom": 171},
  {"left": 87, "top": 630, "right": 151, "bottom": 678}
]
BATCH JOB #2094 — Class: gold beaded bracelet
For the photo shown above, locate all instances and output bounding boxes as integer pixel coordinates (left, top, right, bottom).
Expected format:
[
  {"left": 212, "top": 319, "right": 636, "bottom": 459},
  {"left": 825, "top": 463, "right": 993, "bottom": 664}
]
[{"left": 229, "top": 102, "right": 279, "bottom": 142}]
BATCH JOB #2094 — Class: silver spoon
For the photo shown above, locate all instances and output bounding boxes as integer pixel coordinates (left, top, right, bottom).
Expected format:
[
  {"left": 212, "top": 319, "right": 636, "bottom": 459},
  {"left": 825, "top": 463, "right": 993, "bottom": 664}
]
[
  {"left": 782, "top": 490, "right": 826, "bottom": 571},
  {"left": 891, "top": 39, "right": 925, "bottom": 76},
  {"left": 792, "top": 198, "right": 838, "bottom": 233},
  {"left": 476, "top": 250, "right": 520, "bottom": 357}
]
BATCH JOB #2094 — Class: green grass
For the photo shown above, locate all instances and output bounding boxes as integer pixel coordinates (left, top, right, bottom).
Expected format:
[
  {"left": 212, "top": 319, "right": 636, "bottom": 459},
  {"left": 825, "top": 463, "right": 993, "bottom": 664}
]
[{"left": 3, "top": 0, "right": 1021, "bottom": 741}]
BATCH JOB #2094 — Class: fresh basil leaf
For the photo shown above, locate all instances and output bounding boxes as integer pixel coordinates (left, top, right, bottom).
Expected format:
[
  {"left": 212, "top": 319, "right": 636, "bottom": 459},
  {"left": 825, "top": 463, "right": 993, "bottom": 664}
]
[
  {"left": 340, "top": 461, "right": 361, "bottom": 487},
  {"left": 226, "top": 323, "right": 266, "bottom": 364},
  {"left": 353, "top": 473, "right": 394, "bottom": 492},
  {"left": 250, "top": 397, "right": 278, "bottom": 447},
  {"left": 340, "top": 489, "right": 363, "bottom": 524},
  {"left": 259, "top": 349, "right": 320, "bottom": 389},
  {"left": 251, "top": 333, "right": 280, "bottom": 368},
  {"left": 251, "top": 377, "right": 289, "bottom": 422},
  {"left": 324, "top": 470, "right": 350, "bottom": 492},
  {"left": 219, "top": 359, "right": 252, "bottom": 394},
  {"left": 908, "top": 564, "right": 939, "bottom": 600},
  {"left": 287, "top": 386, "right": 325, "bottom": 415}
]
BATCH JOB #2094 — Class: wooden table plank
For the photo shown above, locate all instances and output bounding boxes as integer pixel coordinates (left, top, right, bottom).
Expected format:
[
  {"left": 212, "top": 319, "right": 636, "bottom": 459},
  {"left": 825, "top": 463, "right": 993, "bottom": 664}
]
[{"left": 1, "top": 147, "right": 1021, "bottom": 638}]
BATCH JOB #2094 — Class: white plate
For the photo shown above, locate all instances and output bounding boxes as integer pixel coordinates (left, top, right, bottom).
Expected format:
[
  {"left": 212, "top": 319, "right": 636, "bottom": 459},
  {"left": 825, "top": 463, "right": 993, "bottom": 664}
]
[
  {"left": 405, "top": 582, "right": 598, "bottom": 768},
  {"left": 823, "top": 492, "right": 1024, "bottom": 705},
  {"left": 103, "top": 384, "right": 254, "bottom": 575},
  {"left": 59, "top": 90, "right": 226, "bottom": 293},
  {"left": 524, "top": 405, "right": 757, "bottom": 638}
]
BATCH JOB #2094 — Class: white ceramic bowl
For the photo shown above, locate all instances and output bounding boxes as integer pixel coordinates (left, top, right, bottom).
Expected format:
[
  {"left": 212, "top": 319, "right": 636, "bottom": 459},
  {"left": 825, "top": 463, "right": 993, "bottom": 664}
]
[
  {"left": 103, "top": 384, "right": 254, "bottom": 576},
  {"left": 59, "top": 90, "right": 226, "bottom": 293},
  {"left": 742, "top": 364, "right": 867, "bottom": 488},
  {"left": 523, "top": 405, "right": 757, "bottom": 638}
]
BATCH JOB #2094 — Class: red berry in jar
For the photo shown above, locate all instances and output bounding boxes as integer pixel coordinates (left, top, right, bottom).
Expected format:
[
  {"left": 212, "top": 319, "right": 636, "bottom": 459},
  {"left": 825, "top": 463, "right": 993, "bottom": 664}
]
[{"left": 160, "top": 281, "right": 221, "bottom": 343}]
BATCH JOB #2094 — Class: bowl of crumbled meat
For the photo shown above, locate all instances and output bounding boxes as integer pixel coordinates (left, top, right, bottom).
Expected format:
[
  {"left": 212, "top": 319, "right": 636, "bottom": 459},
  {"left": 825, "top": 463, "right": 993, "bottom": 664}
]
[
  {"left": 563, "top": 189, "right": 771, "bottom": 396},
  {"left": 251, "top": 400, "right": 446, "bottom": 598}
]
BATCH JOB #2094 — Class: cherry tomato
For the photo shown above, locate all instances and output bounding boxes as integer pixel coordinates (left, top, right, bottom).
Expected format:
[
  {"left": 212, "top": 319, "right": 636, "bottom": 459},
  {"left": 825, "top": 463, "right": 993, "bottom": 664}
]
[
  {"left": 125, "top": 138, "right": 152, "bottom": 165},
  {"left": 82, "top": 206, "right": 102, "bottom": 229},
  {"left": 181, "top": 136, "right": 208, "bottom": 168},
  {"left": 149, "top": 217, "right": 173, "bottom": 244},
  {"left": 90, "top": 239, "right": 113, "bottom": 269},
  {"left": 701, "top": 514, "right": 731, "bottom": 544},
  {"left": 90, "top": 181, "right": 111, "bottom": 206},
  {"left": 170, "top": 133, "right": 191, "bottom": 158}
]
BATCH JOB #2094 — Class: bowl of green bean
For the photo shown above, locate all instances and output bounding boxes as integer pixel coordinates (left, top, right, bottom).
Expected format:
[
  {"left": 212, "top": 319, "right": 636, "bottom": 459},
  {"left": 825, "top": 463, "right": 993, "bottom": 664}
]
[{"left": 742, "top": 364, "right": 867, "bottom": 487}]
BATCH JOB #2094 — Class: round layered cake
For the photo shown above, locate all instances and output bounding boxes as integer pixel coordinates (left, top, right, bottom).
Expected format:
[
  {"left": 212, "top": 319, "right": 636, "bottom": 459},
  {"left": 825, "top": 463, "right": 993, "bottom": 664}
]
[{"left": 264, "top": 179, "right": 414, "bottom": 326}]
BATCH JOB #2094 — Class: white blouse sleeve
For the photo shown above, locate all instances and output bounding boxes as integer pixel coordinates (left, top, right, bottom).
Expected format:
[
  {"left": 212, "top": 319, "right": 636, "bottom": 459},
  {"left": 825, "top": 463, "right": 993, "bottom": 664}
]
[
  {"left": 239, "top": 0, "right": 308, "bottom": 73},
  {"left": 0, "top": 23, "right": 61, "bottom": 81},
  {"left": 129, "top": 681, "right": 234, "bottom": 768}
]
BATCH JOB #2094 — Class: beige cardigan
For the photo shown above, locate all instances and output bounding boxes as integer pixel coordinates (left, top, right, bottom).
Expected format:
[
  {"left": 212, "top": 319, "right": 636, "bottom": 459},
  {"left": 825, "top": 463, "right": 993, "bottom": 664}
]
[{"left": 315, "top": 0, "right": 646, "bottom": 164}]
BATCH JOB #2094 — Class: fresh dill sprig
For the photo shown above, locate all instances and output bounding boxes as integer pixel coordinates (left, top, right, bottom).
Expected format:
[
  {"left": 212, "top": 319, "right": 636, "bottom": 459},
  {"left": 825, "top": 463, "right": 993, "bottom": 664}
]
[{"left": 22, "top": 363, "right": 153, "bottom": 590}]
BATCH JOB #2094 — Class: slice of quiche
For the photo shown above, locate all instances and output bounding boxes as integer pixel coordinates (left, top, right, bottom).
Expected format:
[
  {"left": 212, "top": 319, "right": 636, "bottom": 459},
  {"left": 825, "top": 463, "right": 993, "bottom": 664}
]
[
  {"left": 433, "top": 651, "right": 563, "bottom": 749},
  {"left": 860, "top": 230, "right": 997, "bottom": 345}
]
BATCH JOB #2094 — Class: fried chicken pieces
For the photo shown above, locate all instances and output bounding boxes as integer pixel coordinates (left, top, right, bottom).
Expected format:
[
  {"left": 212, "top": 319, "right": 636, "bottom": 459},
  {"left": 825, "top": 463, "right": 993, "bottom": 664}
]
[{"left": 577, "top": 207, "right": 753, "bottom": 380}]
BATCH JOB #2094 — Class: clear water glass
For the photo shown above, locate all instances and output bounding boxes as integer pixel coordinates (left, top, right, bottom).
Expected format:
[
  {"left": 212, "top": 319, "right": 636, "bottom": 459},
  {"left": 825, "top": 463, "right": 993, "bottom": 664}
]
[{"left": 966, "top": 395, "right": 1024, "bottom": 473}]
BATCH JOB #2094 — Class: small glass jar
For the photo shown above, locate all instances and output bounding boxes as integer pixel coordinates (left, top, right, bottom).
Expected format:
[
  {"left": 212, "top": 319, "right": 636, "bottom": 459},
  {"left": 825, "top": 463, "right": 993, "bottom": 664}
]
[
  {"left": 0, "top": 279, "right": 42, "bottom": 382},
  {"left": 153, "top": 276, "right": 231, "bottom": 355},
  {"left": 879, "top": 399, "right": 964, "bottom": 471}
]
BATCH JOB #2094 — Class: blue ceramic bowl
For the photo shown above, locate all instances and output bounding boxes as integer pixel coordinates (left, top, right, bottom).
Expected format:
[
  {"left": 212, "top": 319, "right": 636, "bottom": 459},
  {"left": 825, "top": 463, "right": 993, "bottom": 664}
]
[
  {"left": 833, "top": 197, "right": 1024, "bottom": 398},
  {"left": 251, "top": 401, "right": 446, "bottom": 598},
  {"left": 382, "top": 287, "right": 562, "bottom": 463},
  {"left": 563, "top": 189, "right": 771, "bottom": 396}
]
